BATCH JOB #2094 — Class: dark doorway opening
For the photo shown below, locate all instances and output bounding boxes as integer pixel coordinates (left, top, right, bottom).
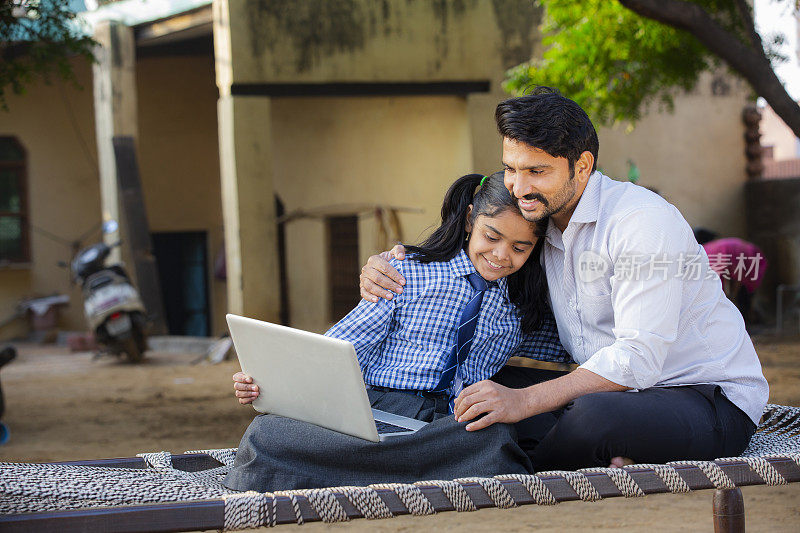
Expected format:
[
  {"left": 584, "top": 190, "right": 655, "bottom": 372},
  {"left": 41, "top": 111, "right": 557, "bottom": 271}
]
[
  {"left": 327, "top": 215, "right": 360, "bottom": 322},
  {"left": 152, "top": 231, "right": 211, "bottom": 336}
]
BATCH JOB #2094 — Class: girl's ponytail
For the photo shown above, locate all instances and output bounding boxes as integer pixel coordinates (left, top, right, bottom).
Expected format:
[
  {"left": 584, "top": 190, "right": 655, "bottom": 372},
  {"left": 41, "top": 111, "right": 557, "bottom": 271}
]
[{"left": 405, "top": 173, "right": 483, "bottom": 262}]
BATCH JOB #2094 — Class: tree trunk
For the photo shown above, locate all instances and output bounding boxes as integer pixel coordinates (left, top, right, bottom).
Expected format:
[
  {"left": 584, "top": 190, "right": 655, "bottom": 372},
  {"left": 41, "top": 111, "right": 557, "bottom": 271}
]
[{"left": 619, "top": 0, "right": 800, "bottom": 140}]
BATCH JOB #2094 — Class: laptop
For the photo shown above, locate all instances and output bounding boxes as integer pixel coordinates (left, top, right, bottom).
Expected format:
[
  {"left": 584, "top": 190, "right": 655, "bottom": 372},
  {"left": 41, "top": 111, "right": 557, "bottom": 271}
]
[{"left": 226, "top": 314, "right": 429, "bottom": 442}]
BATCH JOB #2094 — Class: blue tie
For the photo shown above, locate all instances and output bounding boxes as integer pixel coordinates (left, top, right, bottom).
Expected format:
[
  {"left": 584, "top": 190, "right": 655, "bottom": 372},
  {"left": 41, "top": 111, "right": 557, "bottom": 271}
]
[{"left": 432, "top": 271, "right": 491, "bottom": 412}]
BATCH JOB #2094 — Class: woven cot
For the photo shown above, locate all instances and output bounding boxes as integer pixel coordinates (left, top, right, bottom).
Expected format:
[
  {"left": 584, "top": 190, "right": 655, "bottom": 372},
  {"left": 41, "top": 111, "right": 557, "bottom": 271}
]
[{"left": 1, "top": 404, "right": 799, "bottom": 532}]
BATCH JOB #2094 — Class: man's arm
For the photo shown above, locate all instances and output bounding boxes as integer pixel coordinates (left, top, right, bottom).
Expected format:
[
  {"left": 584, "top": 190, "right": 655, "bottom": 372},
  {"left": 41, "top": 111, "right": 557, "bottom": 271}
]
[
  {"left": 453, "top": 368, "right": 629, "bottom": 431},
  {"left": 360, "top": 244, "right": 407, "bottom": 302}
]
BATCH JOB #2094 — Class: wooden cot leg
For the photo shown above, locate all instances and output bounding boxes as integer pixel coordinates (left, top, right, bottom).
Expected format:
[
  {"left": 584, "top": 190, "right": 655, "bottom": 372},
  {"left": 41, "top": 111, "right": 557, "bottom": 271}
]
[{"left": 713, "top": 487, "right": 745, "bottom": 533}]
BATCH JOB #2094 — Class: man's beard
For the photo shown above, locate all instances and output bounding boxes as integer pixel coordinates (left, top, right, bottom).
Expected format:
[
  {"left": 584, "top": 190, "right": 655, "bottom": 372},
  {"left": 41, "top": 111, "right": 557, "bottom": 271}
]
[{"left": 518, "top": 179, "right": 577, "bottom": 222}]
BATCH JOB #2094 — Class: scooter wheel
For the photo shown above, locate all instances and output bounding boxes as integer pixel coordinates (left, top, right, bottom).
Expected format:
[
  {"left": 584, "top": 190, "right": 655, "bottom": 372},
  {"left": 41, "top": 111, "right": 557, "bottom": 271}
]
[{"left": 121, "top": 336, "right": 144, "bottom": 363}]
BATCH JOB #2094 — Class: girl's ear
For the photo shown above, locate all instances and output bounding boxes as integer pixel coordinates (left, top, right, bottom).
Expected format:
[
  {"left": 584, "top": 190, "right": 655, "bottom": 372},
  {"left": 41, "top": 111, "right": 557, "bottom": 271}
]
[{"left": 465, "top": 205, "right": 474, "bottom": 233}]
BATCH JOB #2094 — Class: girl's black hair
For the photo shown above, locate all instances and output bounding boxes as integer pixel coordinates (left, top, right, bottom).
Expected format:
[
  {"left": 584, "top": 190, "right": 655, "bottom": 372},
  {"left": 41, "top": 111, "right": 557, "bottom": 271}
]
[{"left": 405, "top": 172, "right": 549, "bottom": 334}]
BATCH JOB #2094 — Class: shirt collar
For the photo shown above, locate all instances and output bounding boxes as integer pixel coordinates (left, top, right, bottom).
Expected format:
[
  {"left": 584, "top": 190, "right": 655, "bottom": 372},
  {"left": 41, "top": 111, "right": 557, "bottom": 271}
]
[
  {"left": 545, "top": 220, "right": 564, "bottom": 251},
  {"left": 448, "top": 248, "right": 476, "bottom": 278},
  {"left": 448, "top": 248, "right": 510, "bottom": 301},
  {"left": 568, "top": 170, "right": 603, "bottom": 224},
  {"left": 544, "top": 170, "right": 603, "bottom": 250}
]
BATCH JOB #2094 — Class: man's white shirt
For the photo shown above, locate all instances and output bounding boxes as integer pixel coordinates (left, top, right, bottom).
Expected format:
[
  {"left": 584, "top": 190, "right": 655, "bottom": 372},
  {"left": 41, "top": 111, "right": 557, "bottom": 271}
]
[{"left": 543, "top": 171, "right": 768, "bottom": 424}]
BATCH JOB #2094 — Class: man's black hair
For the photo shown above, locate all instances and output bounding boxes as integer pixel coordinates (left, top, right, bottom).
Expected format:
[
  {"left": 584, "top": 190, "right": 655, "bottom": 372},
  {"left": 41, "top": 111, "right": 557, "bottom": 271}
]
[{"left": 495, "top": 86, "right": 599, "bottom": 175}]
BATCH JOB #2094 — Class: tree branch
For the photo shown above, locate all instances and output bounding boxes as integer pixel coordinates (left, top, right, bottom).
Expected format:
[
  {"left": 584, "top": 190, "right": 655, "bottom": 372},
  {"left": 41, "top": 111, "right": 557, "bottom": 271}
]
[
  {"left": 733, "top": 0, "right": 763, "bottom": 50},
  {"left": 618, "top": 0, "right": 800, "bottom": 139}
]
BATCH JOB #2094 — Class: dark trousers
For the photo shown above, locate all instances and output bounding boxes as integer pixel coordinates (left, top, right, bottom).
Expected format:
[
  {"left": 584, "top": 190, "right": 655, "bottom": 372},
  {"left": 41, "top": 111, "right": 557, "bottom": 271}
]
[
  {"left": 223, "top": 388, "right": 532, "bottom": 492},
  {"left": 491, "top": 366, "right": 756, "bottom": 471}
]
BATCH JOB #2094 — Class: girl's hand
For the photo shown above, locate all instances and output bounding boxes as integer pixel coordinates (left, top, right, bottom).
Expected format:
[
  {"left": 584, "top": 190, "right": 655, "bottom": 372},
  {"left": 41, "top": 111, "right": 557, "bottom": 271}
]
[
  {"left": 453, "top": 380, "right": 530, "bottom": 431},
  {"left": 233, "top": 372, "right": 259, "bottom": 405},
  {"left": 359, "top": 244, "right": 407, "bottom": 302}
]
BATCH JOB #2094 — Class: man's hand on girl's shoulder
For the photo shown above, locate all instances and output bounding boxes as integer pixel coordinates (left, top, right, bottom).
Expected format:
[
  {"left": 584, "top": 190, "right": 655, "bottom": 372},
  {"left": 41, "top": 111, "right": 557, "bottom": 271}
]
[{"left": 360, "top": 244, "right": 407, "bottom": 302}]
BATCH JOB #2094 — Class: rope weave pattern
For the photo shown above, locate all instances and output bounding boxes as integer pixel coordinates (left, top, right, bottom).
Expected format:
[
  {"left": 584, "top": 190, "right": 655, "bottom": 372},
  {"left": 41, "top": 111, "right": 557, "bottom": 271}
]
[
  {"left": 537, "top": 470, "right": 602, "bottom": 501},
  {"left": 222, "top": 491, "right": 273, "bottom": 530},
  {"left": 717, "top": 456, "right": 788, "bottom": 486},
  {"left": 2, "top": 404, "right": 799, "bottom": 530},
  {"left": 272, "top": 491, "right": 306, "bottom": 525},
  {"left": 369, "top": 483, "right": 435, "bottom": 515},
  {"left": 626, "top": 464, "right": 691, "bottom": 493},
  {"left": 184, "top": 447, "right": 238, "bottom": 467},
  {"left": 579, "top": 467, "right": 646, "bottom": 498},
  {"left": 298, "top": 488, "right": 348, "bottom": 523},
  {"left": 337, "top": 486, "right": 394, "bottom": 519},
  {"left": 413, "top": 479, "right": 477, "bottom": 512},
  {"left": 495, "top": 473, "right": 558, "bottom": 505},
  {"left": 453, "top": 477, "right": 516, "bottom": 509},
  {"left": 136, "top": 451, "right": 173, "bottom": 470},
  {"left": 668, "top": 461, "right": 735, "bottom": 490}
]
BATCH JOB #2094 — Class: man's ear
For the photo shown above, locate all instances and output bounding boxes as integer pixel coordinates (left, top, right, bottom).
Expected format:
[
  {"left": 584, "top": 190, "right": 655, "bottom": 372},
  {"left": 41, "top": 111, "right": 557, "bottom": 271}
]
[
  {"left": 465, "top": 204, "right": 474, "bottom": 233},
  {"left": 574, "top": 151, "right": 594, "bottom": 183}
]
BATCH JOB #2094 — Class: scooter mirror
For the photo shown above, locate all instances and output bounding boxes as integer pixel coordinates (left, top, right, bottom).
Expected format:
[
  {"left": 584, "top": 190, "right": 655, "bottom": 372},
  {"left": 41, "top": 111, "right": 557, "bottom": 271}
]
[{"left": 102, "top": 219, "right": 119, "bottom": 234}]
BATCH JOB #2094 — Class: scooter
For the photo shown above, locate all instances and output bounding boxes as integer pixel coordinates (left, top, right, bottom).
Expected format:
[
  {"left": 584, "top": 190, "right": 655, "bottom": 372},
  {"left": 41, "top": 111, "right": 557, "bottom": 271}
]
[{"left": 68, "top": 227, "right": 149, "bottom": 363}]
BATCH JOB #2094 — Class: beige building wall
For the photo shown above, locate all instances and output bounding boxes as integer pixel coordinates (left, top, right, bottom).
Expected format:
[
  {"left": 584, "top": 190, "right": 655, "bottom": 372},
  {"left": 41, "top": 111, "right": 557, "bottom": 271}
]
[
  {"left": 135, "top": 54, "right": 227, "bottom": 335},
  {"left": 597, "top": 73, "right": 752, "bottom": 238},
  {"left": 271, "top": 96, "right": 472, "bottom": 332},
  {"left": 760, "top": 103, "right": 799, "bottom": 161},
  {"left": 223, "top": 0, "right": 543, "bottom": 177},
  {"left": 0, "top": 57, "right": 100, "bottom": 339}
]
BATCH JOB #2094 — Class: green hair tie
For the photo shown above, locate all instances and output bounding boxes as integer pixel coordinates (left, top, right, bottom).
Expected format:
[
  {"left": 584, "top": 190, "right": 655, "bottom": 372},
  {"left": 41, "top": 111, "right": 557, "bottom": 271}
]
[{"left": 480, "top": 175, "right": 489, "bottom": 187}]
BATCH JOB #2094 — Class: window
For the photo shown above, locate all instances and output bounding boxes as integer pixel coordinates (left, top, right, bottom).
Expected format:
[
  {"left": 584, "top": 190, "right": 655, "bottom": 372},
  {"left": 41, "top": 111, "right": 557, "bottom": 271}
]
[
  {"left": 0, "top": 137, "right": 29, "bottom": 264},
  {"left": 326, "top": 215, "right": 360, "bottom": 322}
]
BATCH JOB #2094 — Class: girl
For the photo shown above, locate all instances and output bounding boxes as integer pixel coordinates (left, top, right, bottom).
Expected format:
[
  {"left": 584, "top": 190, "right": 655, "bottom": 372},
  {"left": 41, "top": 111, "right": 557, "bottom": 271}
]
[{"left": 225, "top": 172, "right": 568, "bottom": 492}]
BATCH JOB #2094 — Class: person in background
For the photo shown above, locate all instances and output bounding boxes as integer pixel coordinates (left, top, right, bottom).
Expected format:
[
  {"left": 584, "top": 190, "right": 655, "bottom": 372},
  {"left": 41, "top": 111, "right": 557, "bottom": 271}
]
[{"left": 695, "top": 228, "right": 767, "bottom": 327}]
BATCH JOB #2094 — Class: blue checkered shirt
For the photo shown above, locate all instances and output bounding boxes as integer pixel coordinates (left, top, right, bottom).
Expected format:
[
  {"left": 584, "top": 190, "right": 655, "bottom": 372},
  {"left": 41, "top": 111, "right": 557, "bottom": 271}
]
[{"left": 325, "top": 249, "right": 571, "bottom": 391}]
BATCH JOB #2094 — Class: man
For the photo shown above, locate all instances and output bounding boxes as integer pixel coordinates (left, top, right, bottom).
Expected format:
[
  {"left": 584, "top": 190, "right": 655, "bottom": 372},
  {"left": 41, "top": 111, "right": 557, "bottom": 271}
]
[{"left": 360, "top": 88, "right": 767, "bottom": 471}]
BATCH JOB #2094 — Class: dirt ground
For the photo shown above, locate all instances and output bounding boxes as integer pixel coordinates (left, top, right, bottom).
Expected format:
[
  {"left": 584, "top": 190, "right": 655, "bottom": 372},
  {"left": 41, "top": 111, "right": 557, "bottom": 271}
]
[{"left": 1, "top": 338, "right": 799, "bottom": 531}]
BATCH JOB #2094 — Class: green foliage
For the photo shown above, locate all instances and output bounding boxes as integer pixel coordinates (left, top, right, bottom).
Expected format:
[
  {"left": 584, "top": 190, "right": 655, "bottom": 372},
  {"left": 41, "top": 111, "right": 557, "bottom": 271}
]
[
  {"left": 0, "top": 0, "right": 96, "bottom": 110},
  {"left": 504, "top": 0, "right": 783, "bottom": 126}
]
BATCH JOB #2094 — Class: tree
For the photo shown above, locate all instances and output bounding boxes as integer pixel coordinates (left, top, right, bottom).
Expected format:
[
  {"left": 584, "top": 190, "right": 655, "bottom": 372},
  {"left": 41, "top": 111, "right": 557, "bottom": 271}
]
[
  {"left": 0, "top": 0, "right": 95, "bottom": 110},
  {"left": 506, "top": 0, "right": 800, "bottom": 138}
]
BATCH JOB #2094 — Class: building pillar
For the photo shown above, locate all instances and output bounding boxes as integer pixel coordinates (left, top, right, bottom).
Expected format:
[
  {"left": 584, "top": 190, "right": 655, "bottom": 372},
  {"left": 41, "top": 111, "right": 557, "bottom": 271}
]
[
  {"left": 213, "top": 0, "right": 281, "bottom": 320},
  {"left": 92, "top": 20, "right": 138, "bottom": 262}
]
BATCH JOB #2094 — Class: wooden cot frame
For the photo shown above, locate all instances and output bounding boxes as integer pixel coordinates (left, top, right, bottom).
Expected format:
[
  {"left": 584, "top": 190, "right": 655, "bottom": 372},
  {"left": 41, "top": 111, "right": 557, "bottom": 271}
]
[{"left": 1, "top": 453, "right": 798, "bottom": 532}]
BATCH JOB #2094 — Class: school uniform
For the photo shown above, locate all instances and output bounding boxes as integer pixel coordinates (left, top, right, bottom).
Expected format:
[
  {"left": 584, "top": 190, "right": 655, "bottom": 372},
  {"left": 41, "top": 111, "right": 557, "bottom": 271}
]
[{"left": 224, "top": 249, "right": 570, "bottom": 492}]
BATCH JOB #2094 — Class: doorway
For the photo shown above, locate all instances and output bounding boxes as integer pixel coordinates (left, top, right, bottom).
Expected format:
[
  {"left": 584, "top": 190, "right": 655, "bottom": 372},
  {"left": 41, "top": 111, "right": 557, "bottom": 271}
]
[{"left": 152, "top": 231, "right": 211, "bottom": 336}]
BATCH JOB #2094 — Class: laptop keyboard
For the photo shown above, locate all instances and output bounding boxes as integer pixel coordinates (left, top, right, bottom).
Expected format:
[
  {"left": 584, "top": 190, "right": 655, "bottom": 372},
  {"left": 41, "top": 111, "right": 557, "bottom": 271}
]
[{"left": 375, "top": 420, "right": 413, "bottom": 434}]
